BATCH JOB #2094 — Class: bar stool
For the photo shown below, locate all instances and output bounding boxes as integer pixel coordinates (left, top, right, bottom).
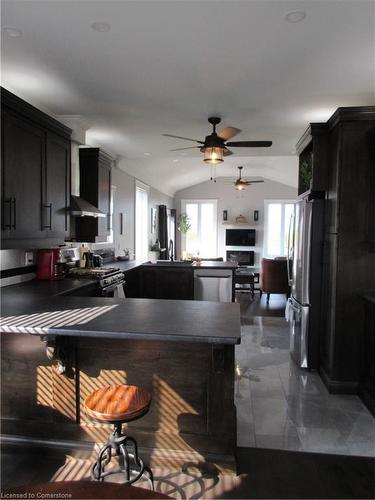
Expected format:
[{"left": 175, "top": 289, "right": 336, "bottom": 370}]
[{"left": 84, "top": 384, "right": 153, "bottom": 487}]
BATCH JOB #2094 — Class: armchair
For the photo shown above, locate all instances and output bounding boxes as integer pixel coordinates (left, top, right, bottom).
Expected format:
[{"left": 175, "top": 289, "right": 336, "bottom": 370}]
[{"left": 260, "top": 258, "right": 289, "bottom": 303}]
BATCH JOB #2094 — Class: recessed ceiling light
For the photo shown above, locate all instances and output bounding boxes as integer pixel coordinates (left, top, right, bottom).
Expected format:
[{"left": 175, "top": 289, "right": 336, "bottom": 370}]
[
  {"left": 2, "top": 26, "right": 23, "bottom": 38},
  {"left": 285, "top": 11, "right": 306, "bottom": 23},
  {"left": 143, "top": 152, "right": 151, "bottom": 156},
  {"left": 91, "top": 22, "right": 111, "bottom": 33},
  {"left": 173, "top": 159, "right": 179, "bottom": 163}
]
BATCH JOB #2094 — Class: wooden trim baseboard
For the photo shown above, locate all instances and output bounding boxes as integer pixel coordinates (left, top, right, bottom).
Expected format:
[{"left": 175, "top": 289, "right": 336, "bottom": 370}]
[{"left": 319, "top": 366, "right": 359, "bottom": 394}]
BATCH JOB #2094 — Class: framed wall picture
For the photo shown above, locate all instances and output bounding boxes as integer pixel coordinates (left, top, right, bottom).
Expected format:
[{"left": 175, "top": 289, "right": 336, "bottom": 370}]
[{"left": 151, "top": 207, "right": 157, "bottom": 233}]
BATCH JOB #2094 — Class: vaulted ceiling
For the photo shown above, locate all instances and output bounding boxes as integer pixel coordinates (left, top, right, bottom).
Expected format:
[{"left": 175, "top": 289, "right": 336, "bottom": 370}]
[{"left": 2, "top": 0, "right": 374, "bottom": 196}]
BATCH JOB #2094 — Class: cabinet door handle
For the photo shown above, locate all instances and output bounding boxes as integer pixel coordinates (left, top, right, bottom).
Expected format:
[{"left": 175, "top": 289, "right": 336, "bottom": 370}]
[
  {"left": 2, "top": 198, "right": 13, "bottom": 229},
  {"left": 12, "top": 197, "right": 16, "bottom": 229},
  {"left": 42, "top": 203, "right": 52, "bottom": 230}
]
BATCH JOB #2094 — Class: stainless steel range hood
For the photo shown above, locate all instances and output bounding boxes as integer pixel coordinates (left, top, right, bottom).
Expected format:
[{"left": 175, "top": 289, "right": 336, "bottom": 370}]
[
  {"left": 69, "top": 142, "right": 106, "bottom": 218},
  {"left": 70, "top": 195, "right": 106, "bottom": 218}
]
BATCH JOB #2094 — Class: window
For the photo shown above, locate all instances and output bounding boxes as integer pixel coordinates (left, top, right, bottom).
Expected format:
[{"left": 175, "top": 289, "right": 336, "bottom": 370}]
[
  {"left": 181, "top": 199, "right": 218, "bottom": 258},
  {"left": 135, "top": 181, "right": 149, "bottom": 261},
  {"left": 108, "top": 185, "right": 116, "bottom": 244},
  {"left": 264, "top": 200, "right": 295, "bottom": 258}
]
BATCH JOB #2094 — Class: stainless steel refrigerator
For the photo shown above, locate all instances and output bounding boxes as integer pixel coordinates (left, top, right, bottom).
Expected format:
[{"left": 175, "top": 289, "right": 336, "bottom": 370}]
[{"left": 287, "top": 196, "right": 324, "bottom": 369}]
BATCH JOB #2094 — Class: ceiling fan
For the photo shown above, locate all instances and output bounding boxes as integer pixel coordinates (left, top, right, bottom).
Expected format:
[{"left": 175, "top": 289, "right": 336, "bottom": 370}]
[
  {"left": 234, "top": 166, "right": 264, "bottom": 191},
  {"left": 163, "top": 116, "right": 272, "bottom": 165}
]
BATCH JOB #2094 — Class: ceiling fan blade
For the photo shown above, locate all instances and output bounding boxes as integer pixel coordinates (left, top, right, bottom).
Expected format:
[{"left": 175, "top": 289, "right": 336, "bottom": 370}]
[
  {"left": 223, "top": 148, "right": 233, "bottom": 156},
  {"left": 226, "top": 141, "right": 272, "bottom": 147},
  {"left": 169, "top": 146, "right": 200, "bottom": 151},
  {"left": 218, "top": 127, "right": 241, "bottom": 141},
  {"left": 245, "top": 180, "right": 265, "bottom": 184},
  {"left": 162, "top": 133, "right": 204, "bottom": 144}
]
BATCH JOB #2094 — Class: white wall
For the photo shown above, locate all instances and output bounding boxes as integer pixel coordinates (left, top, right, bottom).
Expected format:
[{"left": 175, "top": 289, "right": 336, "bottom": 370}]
[
  {"left": 111, "top": 166, "right": 174, "bottom": 259},
  {"left": 111, "top": 166, "right": 136, "bottom": 258},
  {"left": 175, "top": 178, "right": 297, "bottom": 268}
]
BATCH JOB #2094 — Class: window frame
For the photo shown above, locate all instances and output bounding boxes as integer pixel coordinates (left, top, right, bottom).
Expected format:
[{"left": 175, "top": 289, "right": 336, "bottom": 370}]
[
  {"left": 263, "top": 199, "right": 296, "bottom": 258},
  {"left": 180, "top": 199, "right": 218, "bottom": 257}
]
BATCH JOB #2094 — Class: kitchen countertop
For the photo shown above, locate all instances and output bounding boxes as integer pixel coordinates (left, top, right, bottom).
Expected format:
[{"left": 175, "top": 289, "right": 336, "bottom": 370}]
[
  {"left": 1, "top": 276, "right": 97, "bottom": 300},
  {"left": 110, "top": 259, "right": 145, "bottom": 271},
  {"left": 0, "top": 259, "right": 238, "bottom": 301},
  {"left": 0, "top": 259, "right": 241, "bottom": 344},
  {"left": 142, "top": 261, "right": 238, "bottom": 269},
  {"left": 0, "top": 295, "right": 241, "bottom": 344}
]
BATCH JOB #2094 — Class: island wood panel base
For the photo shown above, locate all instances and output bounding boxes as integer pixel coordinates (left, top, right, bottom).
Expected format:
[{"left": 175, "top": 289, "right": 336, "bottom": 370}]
[{"left": 1, "top": 333, "right": 237, "bottom": 472}]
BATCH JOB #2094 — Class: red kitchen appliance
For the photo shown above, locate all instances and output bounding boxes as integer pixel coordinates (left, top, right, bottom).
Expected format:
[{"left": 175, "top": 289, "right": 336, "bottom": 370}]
[{"left": 36, "top": 248, "right": 65, "bottom": 280}]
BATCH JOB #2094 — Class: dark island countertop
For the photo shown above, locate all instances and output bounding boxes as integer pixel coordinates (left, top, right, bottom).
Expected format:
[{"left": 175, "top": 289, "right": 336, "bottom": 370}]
[
  {"left": 0, "top": 296, "right": 241, "bottom": 344},
  {"left": 142, "top": 261, "right": 238, "bottom": 270},
  {"left": 0, "top": 259, "right": 241, "bottom": 344}
]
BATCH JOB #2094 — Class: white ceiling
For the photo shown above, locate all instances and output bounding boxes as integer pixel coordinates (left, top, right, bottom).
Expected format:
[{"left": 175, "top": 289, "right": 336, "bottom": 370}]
[{"left": 2, "top": 0, "right": 374, "bottom": 196}]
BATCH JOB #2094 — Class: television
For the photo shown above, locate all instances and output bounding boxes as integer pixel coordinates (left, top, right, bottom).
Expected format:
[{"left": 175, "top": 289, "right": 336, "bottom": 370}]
[
  {"left": 226, "top": 251, "right": 254, "bottom": 266},
  {"left": 226, "top": 229, "right": 255, "bottom": 247}
]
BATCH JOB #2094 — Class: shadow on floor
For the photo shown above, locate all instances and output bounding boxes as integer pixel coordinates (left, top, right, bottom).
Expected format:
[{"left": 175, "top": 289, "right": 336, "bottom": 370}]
[
  {"left": 2, "top": 444, "right": 375, "bottom": 499},
  {"left": 228, "top": 447, "right": 375, "bottom": 499}
]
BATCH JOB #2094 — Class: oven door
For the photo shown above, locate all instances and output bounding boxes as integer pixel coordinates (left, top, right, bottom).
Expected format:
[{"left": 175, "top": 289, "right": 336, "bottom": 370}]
[{"left": 101, "top": 281, "right": 126, "bottom": 298}]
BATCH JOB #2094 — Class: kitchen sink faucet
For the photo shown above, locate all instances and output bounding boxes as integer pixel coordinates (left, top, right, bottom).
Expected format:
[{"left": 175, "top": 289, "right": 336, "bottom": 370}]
[{"left": 169, "top": 239, "right": 174, "bottom": 261}]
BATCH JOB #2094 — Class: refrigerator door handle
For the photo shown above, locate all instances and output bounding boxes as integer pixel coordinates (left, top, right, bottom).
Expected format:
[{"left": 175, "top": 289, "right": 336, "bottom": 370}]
[{"left": 287, "top": 212, "right": 294, "bottom": 286}]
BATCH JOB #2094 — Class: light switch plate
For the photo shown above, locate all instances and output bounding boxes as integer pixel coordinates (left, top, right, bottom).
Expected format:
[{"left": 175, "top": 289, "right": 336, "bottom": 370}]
[{"left": 25, "top": 251, "right": 35, "bottom": 266}]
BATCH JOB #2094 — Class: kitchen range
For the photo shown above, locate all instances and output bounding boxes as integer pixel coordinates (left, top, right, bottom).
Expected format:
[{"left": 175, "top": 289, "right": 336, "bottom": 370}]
[
  {"left": 68, "top": 266, "right": 125, "bottom": 296},
  {"left": 60, "top": 248, "right": 125, "bottom": 297}
]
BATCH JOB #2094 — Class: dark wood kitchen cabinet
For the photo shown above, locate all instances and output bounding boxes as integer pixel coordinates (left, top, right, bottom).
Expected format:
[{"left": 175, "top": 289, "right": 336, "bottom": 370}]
[
  {"left": 318, "top": 107, "right": 375, "bottom": 393},
  {"left": 367, "top": 126, "right": 375, "bottom": 251},
  {"left": 296, "top": 123, "right": 328, "bottom": 197},
  {"left": 140, "top": 267, "right": 194, "bottom": 300},
  {"left": 75, "top": 148, "right": 112, "bottom": 243},
  {"left": 359, "top": 296, "right": 375, "bottom": 416},
  {"left": 45, "top": 132, "right": 70, "bottom": 236},
  {"left": 1, "top": 88, "right": 71, "bottom": 249}
]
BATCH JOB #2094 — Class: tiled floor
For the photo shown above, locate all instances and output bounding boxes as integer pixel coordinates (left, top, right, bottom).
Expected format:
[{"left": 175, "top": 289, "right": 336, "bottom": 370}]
[{"left": 235, "top": 315, "right": 375, "bottom": 457}]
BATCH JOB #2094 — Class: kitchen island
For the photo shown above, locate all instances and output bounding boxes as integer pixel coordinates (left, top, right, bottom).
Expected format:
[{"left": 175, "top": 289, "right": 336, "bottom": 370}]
[
  {"left": 1, "top": 288, "right": 240, "bottom": 471},
  {"left": 138, "top": 261, "right": 238, "bottom": 301}
]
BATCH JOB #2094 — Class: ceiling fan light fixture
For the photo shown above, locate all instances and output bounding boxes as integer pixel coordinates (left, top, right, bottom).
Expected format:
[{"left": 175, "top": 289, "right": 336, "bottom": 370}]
[
  {"left": 203, "top": 146, "right": 224, "bottom": 165},
  {"left": 235, "top": 181, "right": 246, "bottom": 191}
]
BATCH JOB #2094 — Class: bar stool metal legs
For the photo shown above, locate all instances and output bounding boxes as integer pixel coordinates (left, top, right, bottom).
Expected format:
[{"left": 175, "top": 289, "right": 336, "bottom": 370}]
[
  {"left": 84, "top": 385, "right": 153, "bottom": 489},
  {"left": 92, "top": 422, "right": 154, "bottom": 489}
]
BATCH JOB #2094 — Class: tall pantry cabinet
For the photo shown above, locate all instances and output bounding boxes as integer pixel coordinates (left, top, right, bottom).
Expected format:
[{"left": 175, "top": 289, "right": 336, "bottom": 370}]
[{"left": 319, "top": 107, "right": 375, "bottom": 393}]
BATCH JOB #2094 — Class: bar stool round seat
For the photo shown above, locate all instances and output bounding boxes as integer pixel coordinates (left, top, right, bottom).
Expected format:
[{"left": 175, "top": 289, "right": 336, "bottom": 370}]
[
  {"left": 84, "top": 385, "right": 151, "bottom": 423},
  {"left": 84, "top": 384, "right": 153, "bottom": 487}
]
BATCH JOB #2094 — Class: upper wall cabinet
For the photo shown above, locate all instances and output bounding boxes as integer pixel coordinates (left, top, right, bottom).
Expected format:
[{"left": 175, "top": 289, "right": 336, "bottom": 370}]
[
  {"left": 296, "top": 123, "right": 328, "bottom": 198},
  {"left": 1, "top": 88, "right": 71, "bottom": 249},
  {"left": 74, "top": 148, "right": 112, "bottom": 243}
]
